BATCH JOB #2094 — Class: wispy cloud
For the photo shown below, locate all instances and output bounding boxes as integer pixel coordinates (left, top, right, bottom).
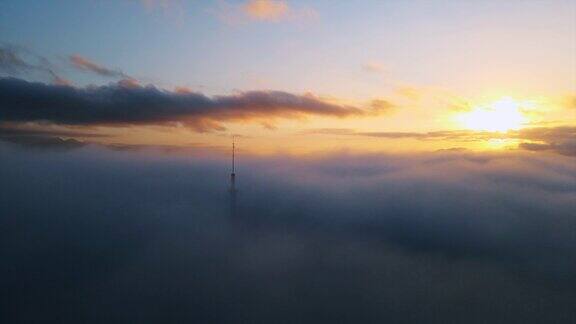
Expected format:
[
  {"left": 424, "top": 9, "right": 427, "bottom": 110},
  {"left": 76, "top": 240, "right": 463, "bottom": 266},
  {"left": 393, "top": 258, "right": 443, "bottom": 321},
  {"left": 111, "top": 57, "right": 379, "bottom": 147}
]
[
  {"left": 0, "top": 122, "right": 110, "bottom": 149},
  {"left": 216, "top": 0, "right": 318, "bottom": 25},
  {"left": 69, "top": 55, "right": 130, "bottom": 79},
  {"left": 243, "top": 0, "right": 289, "bottom": 21},
  {"left": 307, "top": 128, "right": 507, "bottom": 141},
  {"left": 308, "top": 126, "right": 576, "bottom": 156},
  {"left": 0, "top": 44, "right": 70, "bottom": 85},
  {"left": 362, "top": 61, "right": 386, "bottom": 74},
  {"left": 0, "top": 46, "right": 32, "bottom": 74}
]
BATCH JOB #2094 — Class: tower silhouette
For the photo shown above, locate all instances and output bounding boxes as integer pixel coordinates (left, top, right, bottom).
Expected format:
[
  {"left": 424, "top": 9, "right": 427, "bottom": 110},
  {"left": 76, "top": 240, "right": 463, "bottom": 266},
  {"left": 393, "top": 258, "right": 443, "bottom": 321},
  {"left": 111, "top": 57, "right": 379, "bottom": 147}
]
[{"left": 229, "top": 137, "right": 237, "bottom": 217}]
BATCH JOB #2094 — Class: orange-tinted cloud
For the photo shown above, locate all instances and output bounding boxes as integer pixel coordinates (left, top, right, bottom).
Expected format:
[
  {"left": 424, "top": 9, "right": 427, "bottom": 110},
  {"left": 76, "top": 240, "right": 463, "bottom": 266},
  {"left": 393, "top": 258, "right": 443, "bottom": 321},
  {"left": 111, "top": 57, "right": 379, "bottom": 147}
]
[
  {"left": 243, "top": 0, "right": 288, "bottom": 21},
  {"left": 117, "top": 78, "right": 141, "bottom": 88},
  {"left": 309, "top": 126, "right": 576, "bottom": 156},
  {"left": 69, "top": 55, "right": 128, "bottom": 78},
  {"left": 564, "top": 95, "right": 576, "bottom": 109},
  {"left": 369, "top": 99, "right": 395, "bottom": 114},
  {"left": 216, "top": 0, "right": 317, "bottom": 25}
]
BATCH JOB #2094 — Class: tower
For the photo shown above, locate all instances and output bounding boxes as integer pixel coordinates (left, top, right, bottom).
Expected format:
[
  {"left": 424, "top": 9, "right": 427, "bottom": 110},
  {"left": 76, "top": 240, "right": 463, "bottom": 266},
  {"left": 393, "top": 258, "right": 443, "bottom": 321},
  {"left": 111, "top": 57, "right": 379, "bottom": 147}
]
[
  {"left": 229, "top": 137, "right": 237, "bottom": 216},
  {"left": 230, "top": 137, "right": 237, "bottom": 193}
]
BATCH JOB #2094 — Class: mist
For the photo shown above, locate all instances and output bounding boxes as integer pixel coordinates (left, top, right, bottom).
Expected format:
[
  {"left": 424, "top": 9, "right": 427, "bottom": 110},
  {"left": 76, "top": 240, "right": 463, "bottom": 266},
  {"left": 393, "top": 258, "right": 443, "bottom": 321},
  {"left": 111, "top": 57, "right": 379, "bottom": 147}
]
[{"left": 1, "top": 144, "right": 575, "bottom": 323}]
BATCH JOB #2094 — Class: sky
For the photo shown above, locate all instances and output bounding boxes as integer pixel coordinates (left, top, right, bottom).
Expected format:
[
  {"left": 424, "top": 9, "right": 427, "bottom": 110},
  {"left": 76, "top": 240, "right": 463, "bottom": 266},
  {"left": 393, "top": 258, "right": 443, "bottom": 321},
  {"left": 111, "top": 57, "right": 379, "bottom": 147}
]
[
  {"left": 1, "top": 2, "right": 576, "bottom": 323},
  {"left": 0, "top": 0, "right": 574, "bottom": 154}
]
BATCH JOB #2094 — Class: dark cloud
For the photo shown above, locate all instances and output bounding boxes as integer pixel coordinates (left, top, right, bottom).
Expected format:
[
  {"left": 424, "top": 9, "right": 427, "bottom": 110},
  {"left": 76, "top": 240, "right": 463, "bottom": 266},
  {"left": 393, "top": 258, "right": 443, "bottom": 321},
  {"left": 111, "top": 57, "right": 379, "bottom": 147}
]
[
  {"left": 0, "top": 124, "right": 102, "bottom": 138},
  {"left": 0, "top": 77, "right": 366, "bottom": 131},
  {"left": 0, "top": 134, "right": 85, "bottom": 149},
  {"left": 1, "top": 144, "right": 575, "bottom": 323},
  {"left": 309, "top": 126, "right": 576, "bottom": 156},
  {"left": 103, "top": 142, "right": 226, "bottom": 153},
  {"left": 435, "top": 147, "right": 468, "bottom": 152},
  {"left": 0, "top": 124, "right": 224, "bottom": 152},
  {"left": 69, "top": 55, "right": 130, "bottom": 79},
  {"left": 0, "top": 124, "right": 101, "bottom": 149},
  {"left": 0, "top": 123, "right": 109, "bottom": 149},
  {"left": 517, "top": 126, "right": 576, "bottom": 143},
  {"left": 308, "top": 128, "right": 506, "bottom": 141},
  {"left": 518, "top": 126, "right": 576, "bottom": 156},
  {"left": 305, "top": 128, "right": 356, "bottom": 135},
  {"left": 519, "top": 141, "right": 576, "bottom": 156}
]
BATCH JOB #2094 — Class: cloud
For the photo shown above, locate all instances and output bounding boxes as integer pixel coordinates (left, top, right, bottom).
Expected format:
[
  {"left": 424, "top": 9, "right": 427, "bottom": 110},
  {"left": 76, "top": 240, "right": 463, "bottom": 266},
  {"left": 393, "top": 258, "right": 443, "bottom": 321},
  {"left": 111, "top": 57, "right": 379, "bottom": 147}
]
[
  {"left": 50, "top": 73, "right": 72, "bottom": 86},
  {"left": 308, "top": 126, "right": 576, "bottom": 156},
  {"left": 517, "top": 126, "right": 576, "bottom": 143},
  {"left": 0, "top": 45, "right": 68, "bottom": 85},
  {"left": 369, "top": 99, "right": 395, "bottom": 114},
  {"left": 260, "top": 121, "right": 278, "bottom": 130},
  {"left": 1, "top": 145, "right": 575, "bottom": 323},
  {"left": 395, "top": 86, "right": 423, "bottom": 101},
  {"left": 0, "top": 46, "right": 32, "bottom": 74},
  {"left": 563, "top": 95, "right": 576, "bottom": 109},
  {"left": 0, "top": 134, "right": 85, "bottom": 149},
  {"left": 0, "top": 77, "right": 369, "bottom": 132},
  {"left": 308, "top": 128, "right": 507, "bottom": 141},
  {"left": 216, "top": 0, "right": 317, "bottom": 25},
  {"left": 69, "top": 55, "right": 129, "bottom": 79},
  {"left": 519, "top": 140, "right": 576, "bottom": 157},
  {"left": 117, "top": 77, "right": 141, "bottom": 88},
  {"left": 0, "top": 123, "right": 108, "bottom": 149},
  {"left": 517, "top": 126, "right": 576, "bottom": 156},
  {"left": 524, "top": 141, "right": 576, "bottom": 157},
  {"left": 243, "top": 0, "right": 288, "bottom": 21},
  {"left": 362, "top": 61, "right": 385, "bottom": 74},
  {"left": 0, "top": 124, "right": 105, "bottom": 138},
  {"left": 357, "top": 129, "right": 509, "bottom": 141}
]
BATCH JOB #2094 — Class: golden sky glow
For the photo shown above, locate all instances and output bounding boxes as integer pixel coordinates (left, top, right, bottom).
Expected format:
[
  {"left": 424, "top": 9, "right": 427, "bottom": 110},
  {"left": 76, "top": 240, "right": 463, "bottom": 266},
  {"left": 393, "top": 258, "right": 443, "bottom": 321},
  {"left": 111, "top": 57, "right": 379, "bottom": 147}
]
[
  {"left": 0, "top": 1, "right": 574, "bottom": 156},
  {"left": 454, "top": 97, "right": 530, "bottom": 132}
]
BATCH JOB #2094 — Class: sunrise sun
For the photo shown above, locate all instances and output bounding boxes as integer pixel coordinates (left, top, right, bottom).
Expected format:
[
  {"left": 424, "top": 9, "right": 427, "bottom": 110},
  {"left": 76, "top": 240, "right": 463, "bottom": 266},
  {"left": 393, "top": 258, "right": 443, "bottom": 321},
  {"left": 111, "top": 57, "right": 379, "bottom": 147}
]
[{"left": 456, "top": 97, "right": 531, "bottom": 132}]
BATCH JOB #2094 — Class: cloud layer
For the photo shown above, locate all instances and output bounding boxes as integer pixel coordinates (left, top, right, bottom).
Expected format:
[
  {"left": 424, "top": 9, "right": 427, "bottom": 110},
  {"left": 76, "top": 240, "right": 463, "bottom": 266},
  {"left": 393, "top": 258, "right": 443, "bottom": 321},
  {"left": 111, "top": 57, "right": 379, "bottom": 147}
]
[
  {"left": 1, "top": 144, "right": 575, "bottom": 323},
  {"left": 0, "top": 77, "right": 365, "bottom": 131},
  {"left": 309, "top": 126, "right": 576, "bottom": 156}
]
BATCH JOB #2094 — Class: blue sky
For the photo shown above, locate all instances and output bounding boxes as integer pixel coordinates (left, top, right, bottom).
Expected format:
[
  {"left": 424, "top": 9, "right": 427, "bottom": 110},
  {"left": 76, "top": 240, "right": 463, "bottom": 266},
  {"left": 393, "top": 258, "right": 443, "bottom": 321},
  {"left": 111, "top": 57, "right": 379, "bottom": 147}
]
[{"left": 2, "top": 0, "right": 574, "bottom": 97}]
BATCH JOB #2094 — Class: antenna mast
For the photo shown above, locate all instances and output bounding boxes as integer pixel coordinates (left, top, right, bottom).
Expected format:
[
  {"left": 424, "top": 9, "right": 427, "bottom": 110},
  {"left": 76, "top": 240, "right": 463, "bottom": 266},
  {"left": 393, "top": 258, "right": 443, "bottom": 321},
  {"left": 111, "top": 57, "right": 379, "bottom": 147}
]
[
  {"left": 230, "top": 136, "right": 237, "bottom": 193},
  {"left": 229, "top": 136, "right": 238, "bottom": 217}
]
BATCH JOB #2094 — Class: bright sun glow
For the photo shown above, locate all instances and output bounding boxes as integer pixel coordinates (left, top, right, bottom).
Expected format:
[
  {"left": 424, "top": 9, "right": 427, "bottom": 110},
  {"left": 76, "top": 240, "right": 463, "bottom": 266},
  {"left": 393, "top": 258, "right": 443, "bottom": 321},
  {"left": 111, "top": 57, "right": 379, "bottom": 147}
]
[{"left": 456, "top": 97, "right": 531, "bottom": 132}]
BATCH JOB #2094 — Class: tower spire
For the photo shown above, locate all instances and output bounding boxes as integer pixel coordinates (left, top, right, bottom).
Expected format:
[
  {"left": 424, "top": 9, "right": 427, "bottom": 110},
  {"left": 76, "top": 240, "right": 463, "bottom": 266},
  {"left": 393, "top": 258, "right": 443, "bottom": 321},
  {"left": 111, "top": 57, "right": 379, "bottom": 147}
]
[
  {"left": 229, "top": 136, "right": 238, "bottom": 217},
  {"left": 229, "top": 136, "right": 237, "bottom": 193}
]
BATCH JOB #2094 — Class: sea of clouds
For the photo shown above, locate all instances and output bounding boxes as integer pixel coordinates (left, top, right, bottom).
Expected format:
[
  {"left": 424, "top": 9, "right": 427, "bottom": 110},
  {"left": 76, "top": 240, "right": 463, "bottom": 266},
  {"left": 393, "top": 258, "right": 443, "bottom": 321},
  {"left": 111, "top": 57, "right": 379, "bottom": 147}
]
[{"left": 1, "top": 144, "right": 575, "bottom": 323}]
